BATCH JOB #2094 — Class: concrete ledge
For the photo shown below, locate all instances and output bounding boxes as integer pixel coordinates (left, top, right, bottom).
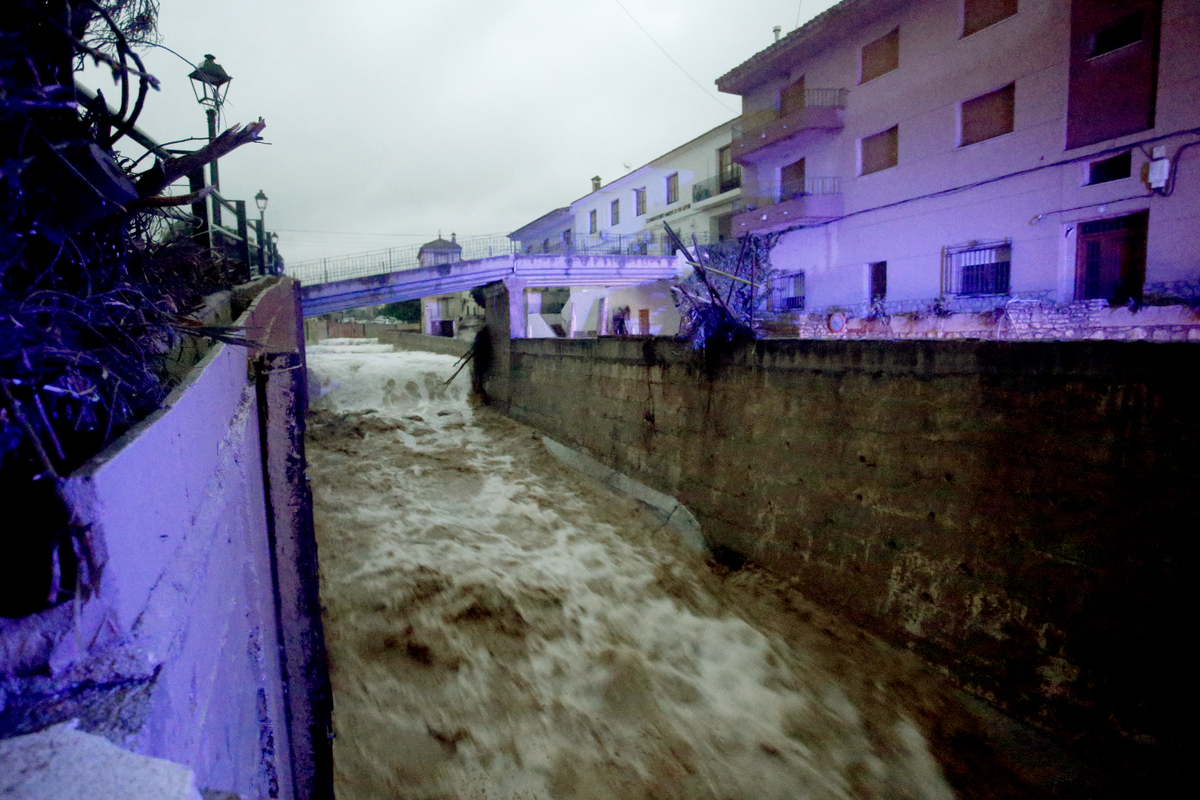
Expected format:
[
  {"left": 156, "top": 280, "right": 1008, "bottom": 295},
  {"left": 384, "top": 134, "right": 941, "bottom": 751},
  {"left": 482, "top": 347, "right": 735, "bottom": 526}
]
[{"left": 541, "top": 436, "right": 705, "bottom": 553}]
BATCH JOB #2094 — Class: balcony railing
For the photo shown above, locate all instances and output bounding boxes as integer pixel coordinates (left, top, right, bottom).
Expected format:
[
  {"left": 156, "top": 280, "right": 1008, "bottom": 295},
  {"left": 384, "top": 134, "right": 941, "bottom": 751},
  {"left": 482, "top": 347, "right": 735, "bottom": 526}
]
[
  {"left": 691, "top": 168, "right": 743, "bottom": 202},
  {"left": 735, "top": 176, "right": 841, "bottom": 213},
  {"left": 731, "top": 89, "right": 849, "bottom": 140}
]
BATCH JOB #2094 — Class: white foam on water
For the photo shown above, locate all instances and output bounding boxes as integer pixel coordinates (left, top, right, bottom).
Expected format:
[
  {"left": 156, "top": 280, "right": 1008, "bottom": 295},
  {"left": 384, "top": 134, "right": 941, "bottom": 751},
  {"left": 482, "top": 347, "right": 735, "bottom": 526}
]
[{"left": 307, "top": 341, "right": 955, "bottom": 800}]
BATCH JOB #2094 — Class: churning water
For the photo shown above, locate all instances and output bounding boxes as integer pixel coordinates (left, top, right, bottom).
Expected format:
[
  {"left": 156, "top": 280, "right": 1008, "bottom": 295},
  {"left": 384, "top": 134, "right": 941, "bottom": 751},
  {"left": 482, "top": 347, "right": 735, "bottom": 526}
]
[{"left": 305, "top": 340, "right": 955, "bottom": 800}]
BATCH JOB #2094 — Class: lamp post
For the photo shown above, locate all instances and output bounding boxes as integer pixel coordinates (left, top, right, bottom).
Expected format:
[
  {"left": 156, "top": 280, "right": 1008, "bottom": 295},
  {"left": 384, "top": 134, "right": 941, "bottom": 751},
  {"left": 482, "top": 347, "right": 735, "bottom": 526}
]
[
  {"left": 269, "top": 232, "right": 280, "bottom": 275},
  {"left": 188, "top": 54, "right": 231, "bottom": 227},
  {"left": 254, "top": 189, "right": 268, "bottom": 275}
]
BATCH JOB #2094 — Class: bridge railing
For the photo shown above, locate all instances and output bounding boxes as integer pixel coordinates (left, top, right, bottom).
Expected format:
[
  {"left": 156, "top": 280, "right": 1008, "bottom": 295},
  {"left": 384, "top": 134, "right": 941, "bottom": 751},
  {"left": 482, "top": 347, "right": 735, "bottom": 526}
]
[
  {"left": 290, "top": 231, "right": 737, "bottom": 287},
  {"left": 285, "top": 235, "right": 520, "bottom": 285}
]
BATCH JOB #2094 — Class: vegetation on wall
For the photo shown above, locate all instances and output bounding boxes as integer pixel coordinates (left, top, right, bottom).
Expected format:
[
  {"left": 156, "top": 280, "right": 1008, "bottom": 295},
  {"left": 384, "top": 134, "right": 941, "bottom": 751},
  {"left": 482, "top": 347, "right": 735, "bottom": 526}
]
[{"left": 1, "top": 1, "right": 262, "bottom": 618}]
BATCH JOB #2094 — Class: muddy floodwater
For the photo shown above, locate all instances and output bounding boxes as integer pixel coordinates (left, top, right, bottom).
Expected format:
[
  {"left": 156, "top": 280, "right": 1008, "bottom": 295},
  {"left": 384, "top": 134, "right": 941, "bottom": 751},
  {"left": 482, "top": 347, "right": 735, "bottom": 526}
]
[{"left": 305, "top": 340, "right": 1005, "bottom": 800}]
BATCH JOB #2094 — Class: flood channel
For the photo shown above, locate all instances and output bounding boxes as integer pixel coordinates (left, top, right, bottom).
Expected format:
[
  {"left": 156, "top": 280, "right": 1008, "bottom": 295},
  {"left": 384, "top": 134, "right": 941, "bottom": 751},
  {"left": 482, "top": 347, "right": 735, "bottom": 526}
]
[{"left": 305, "top": 339, "right": 1006, "bottom": 800}]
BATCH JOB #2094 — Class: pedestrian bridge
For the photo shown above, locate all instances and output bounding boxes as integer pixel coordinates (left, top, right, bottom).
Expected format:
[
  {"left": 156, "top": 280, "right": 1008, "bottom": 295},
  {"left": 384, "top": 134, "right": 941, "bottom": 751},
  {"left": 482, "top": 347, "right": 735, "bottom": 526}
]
[{"left": 297, "top": 253, "right": 685, "bottom": 317}]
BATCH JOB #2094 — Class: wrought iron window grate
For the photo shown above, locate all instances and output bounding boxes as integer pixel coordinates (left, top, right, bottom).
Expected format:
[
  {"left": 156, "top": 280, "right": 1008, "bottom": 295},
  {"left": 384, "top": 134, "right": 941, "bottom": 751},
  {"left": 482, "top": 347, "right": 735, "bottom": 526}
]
[{"left": 942, "top": 239, "right": 1011, "bottom": 296}]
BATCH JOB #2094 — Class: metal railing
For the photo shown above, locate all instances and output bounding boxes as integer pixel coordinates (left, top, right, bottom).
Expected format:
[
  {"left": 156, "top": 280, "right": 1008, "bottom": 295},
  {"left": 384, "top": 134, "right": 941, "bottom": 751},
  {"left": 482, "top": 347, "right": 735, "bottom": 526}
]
[
  {"left": 692, "top": 168, "right": 743, "bottom": 202},
  {"left": 286, "top": 234, "right": 519, "bottom": 286},
  {"left": 735, "top": 176, "right": 841, "bottom": 213},
  {"left": 732, "top": 89, "right": 849, "bottom": 139},
  {"left": 287, "top": 231, "right": 746, "bottom": 287}
]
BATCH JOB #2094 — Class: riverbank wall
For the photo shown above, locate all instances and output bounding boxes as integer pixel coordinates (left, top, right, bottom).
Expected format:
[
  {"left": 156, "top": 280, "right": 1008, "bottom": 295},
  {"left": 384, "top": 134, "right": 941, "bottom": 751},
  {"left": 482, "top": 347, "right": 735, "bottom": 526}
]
[{"left": 476, "top": 281, "right": 1193, "bottom": 781}]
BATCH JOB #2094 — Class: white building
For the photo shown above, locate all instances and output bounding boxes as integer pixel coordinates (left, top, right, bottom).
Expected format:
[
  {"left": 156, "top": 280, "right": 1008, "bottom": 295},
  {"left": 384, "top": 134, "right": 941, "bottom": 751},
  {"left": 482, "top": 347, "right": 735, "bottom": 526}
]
[
  {"left": 569, "top": 119, "right": 745, "bottom": 254},
  {"left": 716, "top": 0, "right": 1200, "bottom": 319}
]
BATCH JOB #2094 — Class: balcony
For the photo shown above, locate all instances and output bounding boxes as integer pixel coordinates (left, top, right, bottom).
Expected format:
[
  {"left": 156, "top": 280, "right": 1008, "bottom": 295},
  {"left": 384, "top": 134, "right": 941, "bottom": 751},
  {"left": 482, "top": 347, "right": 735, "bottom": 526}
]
[
  {"left": 732, "top": 89, "right": 847, "bottom": 163},
  {"left": 691, "top": 167, "right": 743, "bottom": 203},
  {"left": 732, "top": 177, "right": 843, "bottom": 235}
]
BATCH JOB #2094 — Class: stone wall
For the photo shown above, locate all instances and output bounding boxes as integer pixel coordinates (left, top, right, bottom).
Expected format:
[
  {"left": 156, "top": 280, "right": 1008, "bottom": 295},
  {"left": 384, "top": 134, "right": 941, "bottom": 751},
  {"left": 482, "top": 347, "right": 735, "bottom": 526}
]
[
  {"left": 477, "top": 283, "right": 1192, "bottom": 778},
  {"left": 772, "top": 298, "right": 1200, "bottom": 342}
]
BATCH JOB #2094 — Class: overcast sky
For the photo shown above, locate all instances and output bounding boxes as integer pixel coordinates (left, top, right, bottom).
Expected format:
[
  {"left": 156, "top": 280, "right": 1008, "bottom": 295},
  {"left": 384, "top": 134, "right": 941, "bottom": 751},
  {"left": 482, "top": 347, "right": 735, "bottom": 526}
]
[{"left": 81, "top": 0, "right": 840, "bottom": 264}]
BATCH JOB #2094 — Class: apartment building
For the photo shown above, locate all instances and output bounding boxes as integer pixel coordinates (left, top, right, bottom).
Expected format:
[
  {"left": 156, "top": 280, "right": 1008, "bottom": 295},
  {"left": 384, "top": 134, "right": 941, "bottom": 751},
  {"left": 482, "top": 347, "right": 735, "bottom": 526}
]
[
  {"left": 574, "top": 119, "right": 744, "bottom": 252},
  {"left": 716, "top": 0, "right": 1199, "bottom": 318}
]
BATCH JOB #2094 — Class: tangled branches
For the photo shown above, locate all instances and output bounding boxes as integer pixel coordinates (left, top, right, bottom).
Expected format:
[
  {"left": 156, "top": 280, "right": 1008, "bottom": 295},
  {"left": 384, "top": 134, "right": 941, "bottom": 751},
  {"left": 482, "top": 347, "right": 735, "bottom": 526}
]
[
  {"left": 668, "top": 223, "right": 777, "bottom": 354},
  {"left": 1, "top": 1, "right": 257, "bottom": 618}
]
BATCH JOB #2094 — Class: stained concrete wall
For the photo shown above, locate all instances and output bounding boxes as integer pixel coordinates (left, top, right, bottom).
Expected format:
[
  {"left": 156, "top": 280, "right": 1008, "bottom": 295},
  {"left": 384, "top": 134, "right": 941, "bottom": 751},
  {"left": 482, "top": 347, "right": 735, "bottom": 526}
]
[
  {"left": 477, "top": 282, "right": 1192, "bottom": 780},
  {"left": 0, "top": 277, "right": 332, "bottom": 799}
]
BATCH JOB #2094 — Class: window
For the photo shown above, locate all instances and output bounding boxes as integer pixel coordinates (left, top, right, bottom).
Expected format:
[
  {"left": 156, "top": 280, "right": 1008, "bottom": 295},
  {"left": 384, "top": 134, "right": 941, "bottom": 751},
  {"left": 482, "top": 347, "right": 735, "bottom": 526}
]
[
  {"left": 963, "top": 0, "right": 1017, "bottom": 37},
  {"left": 1065, "top": 0, "right": 1160, "bottom": 150},
  {"left": 860, "top": 126, "right": 898, "bottom": 175},
  {"left": 870, "top": 262, "right": 888, "bottom": 301},
  {"left": 780, "top": 158, "right": 806, "bottom": 200},
  {"left": 562, "top": 229, "right": 572, "bottom": 249},
  {"left": 542, "top": 238, "right": 550, "bottom": 253},
  {"left": 780, "top": 75, "right": 806, "bottom": 114},
  {"left": 666, "top": 172, "right": 679, "bottom": 204},
  {"left": 960, "top": 83, "right": 1015, "bottom": 146},
  {"left": 1092, "top": 11, "right": 1142, "bottom": 56},
  {"left": 589, "top": 209, "right": 597, "bottom": 234},
  {"left": 635, "top": 188, "right": 646, "bottom": 216},
  {"left": 860, "top": 28, "right": 899, "bottom": 83},
  {"left": 611, "top": 199, "right": 620, "bottom": 226},
  {"left": 942, "top": 240, "right": 1011, "bottom": 295},
  {"left": 1075, "top": 211, "right": 1147, "bottom": 302},
  {"left": 1087, "top": 151, "right": 1132, "bottom": 184},
  {"left": 773, "top": 272, "right": 805, "bottom": 310},
  {"left": 717, "top": 146, "right": 741, "bottom": 193}
]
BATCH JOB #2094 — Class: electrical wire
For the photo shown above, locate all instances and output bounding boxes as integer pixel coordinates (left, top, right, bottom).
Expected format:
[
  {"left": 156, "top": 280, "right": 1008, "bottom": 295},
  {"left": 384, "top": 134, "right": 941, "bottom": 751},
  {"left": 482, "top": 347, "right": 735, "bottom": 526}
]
[
  {"left": 609, "top": 0, "right": 736, "bottom": 114},
  {"left": 771, "top": 126, "right": 1200, "bottom": 238}
]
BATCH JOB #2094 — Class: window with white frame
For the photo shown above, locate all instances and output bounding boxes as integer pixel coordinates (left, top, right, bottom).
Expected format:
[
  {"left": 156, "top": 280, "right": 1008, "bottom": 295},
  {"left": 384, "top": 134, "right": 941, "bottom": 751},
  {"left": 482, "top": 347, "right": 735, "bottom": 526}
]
[
  {"left": 635, "top": 188, "right": 646, "bottom": 216},
  {"left": 611, "top": 199, "right": 620, "bottom": 226},
  {"left": 589, "top": 209, "right": 597, "bottom": 234},
  {"left": 941, "top": 240, "right": 1011, "bottom": 295},
  {"left": 666, "top": 172, "right": 679, "bottom": 204}
]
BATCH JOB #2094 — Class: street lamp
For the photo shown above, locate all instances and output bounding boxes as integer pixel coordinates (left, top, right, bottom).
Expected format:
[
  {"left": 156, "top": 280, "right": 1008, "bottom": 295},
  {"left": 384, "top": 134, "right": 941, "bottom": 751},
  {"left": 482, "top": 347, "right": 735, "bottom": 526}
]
[
  {"left": 188, "top": 54, "right": 231, "bottom": 201},
  {"left": 254, "top": 190, "right": 268, "bottom": 275}
]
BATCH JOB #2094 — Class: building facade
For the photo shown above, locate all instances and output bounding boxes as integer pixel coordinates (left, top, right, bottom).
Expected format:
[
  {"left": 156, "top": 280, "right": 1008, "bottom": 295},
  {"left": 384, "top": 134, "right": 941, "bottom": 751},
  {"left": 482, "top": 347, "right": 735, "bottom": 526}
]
[
  {"left": 570, "top": 119, "right": 745, "bottom": 254},
  {"left": 716, "top": 0, "right": 1199, "bottom": 321}
]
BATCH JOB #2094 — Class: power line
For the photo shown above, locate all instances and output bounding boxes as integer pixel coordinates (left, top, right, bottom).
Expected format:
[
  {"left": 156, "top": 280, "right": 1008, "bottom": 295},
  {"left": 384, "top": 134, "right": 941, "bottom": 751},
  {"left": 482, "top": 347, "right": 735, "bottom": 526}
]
[{"left": 609, "top": 0, "right": 736, "bottom": 114}]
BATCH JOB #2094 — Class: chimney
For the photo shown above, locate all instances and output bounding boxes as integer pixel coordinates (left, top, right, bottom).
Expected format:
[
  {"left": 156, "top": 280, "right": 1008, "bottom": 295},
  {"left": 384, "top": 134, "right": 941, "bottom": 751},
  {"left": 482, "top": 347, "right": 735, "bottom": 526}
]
[
  {"left": 591, "top": 175, "right": 601, "bottom": 192},
  {"left": 451, "top": 232, "right": 456, "bottom": 243},
  {"left": 773, "top": 25, "right": 781, "bottom": 42}
]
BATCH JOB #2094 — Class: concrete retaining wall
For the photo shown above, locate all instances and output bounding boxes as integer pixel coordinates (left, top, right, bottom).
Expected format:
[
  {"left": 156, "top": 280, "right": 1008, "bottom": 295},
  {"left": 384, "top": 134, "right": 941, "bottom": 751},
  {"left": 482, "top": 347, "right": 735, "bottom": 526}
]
[
  {"left": 0, "top": 277, "right": 333, "bottom": 799},
  {"left": 378, "top": 330, "right": 471, "bottom": 357},
  {"left": 476, "top": 283, "right": 1191, "bottom": 780}
]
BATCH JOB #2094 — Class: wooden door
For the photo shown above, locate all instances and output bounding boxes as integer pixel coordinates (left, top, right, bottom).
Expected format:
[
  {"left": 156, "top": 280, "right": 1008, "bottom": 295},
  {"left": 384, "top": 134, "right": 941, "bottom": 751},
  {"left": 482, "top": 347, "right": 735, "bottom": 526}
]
[{"left": 1075, "top": 211, "right": 1147, "bottom": 302}]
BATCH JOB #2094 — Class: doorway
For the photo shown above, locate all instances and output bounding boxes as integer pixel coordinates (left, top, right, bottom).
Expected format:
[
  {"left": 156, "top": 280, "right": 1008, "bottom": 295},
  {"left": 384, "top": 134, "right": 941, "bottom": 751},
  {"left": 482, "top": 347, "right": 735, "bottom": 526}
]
[{"left": 1074, "top": 210, "right": 1148, "bottom": 303}]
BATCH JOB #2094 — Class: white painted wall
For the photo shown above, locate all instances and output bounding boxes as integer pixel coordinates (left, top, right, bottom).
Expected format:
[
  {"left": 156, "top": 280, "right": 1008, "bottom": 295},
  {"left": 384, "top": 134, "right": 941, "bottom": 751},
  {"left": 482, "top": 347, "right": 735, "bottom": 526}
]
[
  {"left": 726, "top": 0, "right": 1200, "bottom": 312},
  {"left": 571, "top": 120, "right": 743, "bottom": 244}
]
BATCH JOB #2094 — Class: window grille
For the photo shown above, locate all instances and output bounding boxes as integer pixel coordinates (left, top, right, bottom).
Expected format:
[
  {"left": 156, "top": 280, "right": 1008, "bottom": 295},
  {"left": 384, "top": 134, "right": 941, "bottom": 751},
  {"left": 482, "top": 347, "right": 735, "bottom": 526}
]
[
  {"left": 942, "top": 239, "right": 1011, "bottom": 296},
  {"left": 772, "top": 272, "right": 805, "bottom": 311}
]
